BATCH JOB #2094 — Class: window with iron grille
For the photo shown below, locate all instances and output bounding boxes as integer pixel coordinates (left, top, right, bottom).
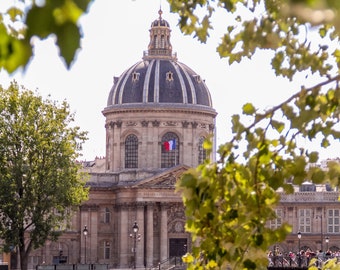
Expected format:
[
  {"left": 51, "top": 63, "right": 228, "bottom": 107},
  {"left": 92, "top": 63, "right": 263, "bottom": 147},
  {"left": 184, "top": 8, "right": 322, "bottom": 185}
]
[
  {"left": 198, "top": 137, "right": 207, "bottom": 164},
  {"left": 104, "top": 241, "right": 110, "bottom": 259},
  {"left": 125, "top": 134, "right": 138, "bottom": 168}
]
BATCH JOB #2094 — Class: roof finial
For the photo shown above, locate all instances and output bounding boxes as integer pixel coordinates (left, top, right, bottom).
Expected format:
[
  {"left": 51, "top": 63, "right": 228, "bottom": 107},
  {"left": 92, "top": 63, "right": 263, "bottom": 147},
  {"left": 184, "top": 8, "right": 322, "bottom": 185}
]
[{"left": 158, "top": 7, "right": 163, "bottom": 19}]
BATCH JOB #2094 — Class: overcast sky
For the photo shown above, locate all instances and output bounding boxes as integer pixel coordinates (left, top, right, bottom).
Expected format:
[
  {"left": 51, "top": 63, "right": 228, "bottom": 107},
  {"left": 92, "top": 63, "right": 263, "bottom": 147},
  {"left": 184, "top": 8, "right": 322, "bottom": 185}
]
[{"left": 1, "top": 0, "right": 338, "bottom": 161}]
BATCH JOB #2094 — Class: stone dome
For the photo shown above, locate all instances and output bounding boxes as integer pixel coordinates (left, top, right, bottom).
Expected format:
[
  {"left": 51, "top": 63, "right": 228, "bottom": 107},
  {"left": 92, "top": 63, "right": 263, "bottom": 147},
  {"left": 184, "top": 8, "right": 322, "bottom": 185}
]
[{"left": 106, "top": 9, "right": 213, "bottom": 109}]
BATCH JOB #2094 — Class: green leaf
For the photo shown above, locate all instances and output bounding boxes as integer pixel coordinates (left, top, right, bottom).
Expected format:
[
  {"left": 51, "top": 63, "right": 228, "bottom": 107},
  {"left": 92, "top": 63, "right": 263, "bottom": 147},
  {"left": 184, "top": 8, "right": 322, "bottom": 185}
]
[
  {"left": 310, "top": 168, "right": 325, "bottom": 184},
  {"left": 26, "top": 5, "right": 56, "bottom": 39},
  {"left": 7, "top": 7, "right": 24, "bottom": 22},
  {"left": 0, "top": 25, "right": 32, "bottom": 73},
  {"left": 319, "top": 27, "right": 327, "bottom": 37},
  {"left": 55, "top": 22, "right": 81, "bottom": 68},
  {"left": 308, "top": 151, "right": 319, "bottom": 163},
  {"left": 242, "top": 103, "right": 256, "bottom": 115},
  {"left": 74, "top": 0, "right": 94, "bottom": 12},
  {"left": 271, "top": 120, "right": 285, "bottom": 133}
]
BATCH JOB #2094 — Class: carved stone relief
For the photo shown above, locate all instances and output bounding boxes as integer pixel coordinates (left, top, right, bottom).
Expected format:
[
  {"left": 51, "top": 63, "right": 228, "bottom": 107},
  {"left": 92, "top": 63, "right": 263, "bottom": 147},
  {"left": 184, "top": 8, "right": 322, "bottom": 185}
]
[
  {"left": 154, "top": 175, "right": 177, "bottom": 187},
  {"left": 170, "top": 220, "right": 185, "bottom": 233},
  {"left": 116, "top": 120, "right": 122, "bottom": 128},
  {"left": 152, "top": 120, "right": 160, "bottom": 127},
  {"left": 141, "top": 120, "right": 149, "bottom": 127},
  {"left": 126, "top": 121, "right": 137, "bottom": 126},
  {"left": 191, "top": 122, "right": 198, "bottom": 128},
  {"left": 168, "top": 203, "right": 186, "bottom": 221},
  {"left": 164, "top": 121, "right": 177, "bottom": 126},
  {"left": 182, "top": 121, "right": 189, "bottom": 128}
]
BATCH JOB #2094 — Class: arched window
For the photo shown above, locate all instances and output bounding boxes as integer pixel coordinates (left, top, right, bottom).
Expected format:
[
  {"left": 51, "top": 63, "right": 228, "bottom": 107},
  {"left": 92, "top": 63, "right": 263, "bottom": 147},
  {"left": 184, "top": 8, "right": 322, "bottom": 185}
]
[
  {"left": 198, "top": 137, "right": 207, "bottom": 164},
  {"left": 154, "top": 35, "right": 158, "bottom": 48},
  {"left": 160, "top": 35, "right": 165, "bottom": 48},
  {"left": 125, "top": 134, "right": 138, "bottom": 168},
  {"left": 161, "top": 132, "right": 179, "bottom": 168}
]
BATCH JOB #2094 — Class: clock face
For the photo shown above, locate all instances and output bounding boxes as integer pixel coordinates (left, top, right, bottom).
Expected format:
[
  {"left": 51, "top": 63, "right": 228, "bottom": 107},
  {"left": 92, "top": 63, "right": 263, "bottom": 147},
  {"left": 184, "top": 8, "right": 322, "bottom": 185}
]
[{"left": 175, "top": 221, "right": 182, "bottom": 232}]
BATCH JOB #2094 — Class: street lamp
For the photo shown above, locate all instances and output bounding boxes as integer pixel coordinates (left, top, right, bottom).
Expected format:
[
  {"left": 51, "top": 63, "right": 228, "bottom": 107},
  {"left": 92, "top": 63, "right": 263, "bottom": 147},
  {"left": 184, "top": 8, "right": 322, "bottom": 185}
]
[
  {"left": 83, "top": 225, "right": 88, "bottom": 264},
  {"left": 297, "top": 231, "right": 301, "bottom": 268},
  {"left": 130, "top": 221, "right": 141, "bottom": 269},
  {"left": 325, "top": 236, "right": 329, "bottom": 251}
]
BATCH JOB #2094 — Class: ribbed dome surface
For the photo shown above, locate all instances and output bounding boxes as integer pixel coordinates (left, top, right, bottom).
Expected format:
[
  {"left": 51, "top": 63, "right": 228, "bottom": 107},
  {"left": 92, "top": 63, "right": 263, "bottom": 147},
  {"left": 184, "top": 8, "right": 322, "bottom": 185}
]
[
  {"left": 151, "top": 17, "right": 170, "bottom": 27},
  {"left": 107, "top": 59, "right": 212, "bottom": 106},
  {"left": 106, "top": 9, "right": 213, "bottom": 108}
]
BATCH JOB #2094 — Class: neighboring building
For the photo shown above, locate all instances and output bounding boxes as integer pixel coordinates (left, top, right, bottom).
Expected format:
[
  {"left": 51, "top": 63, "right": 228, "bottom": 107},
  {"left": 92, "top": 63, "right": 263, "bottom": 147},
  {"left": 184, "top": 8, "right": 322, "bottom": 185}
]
[
  {"left": 270, "top": 171, "right": 340, "bottom": 255},
  {"left": 24, "top": 9, "right": 217, "bottom": 270}
]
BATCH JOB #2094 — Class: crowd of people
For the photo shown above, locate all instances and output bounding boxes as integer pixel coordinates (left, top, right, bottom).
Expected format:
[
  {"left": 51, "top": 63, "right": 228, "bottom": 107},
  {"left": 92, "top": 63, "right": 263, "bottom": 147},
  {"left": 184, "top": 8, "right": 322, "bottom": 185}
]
[{"left": 268, "top": 248, "right": 340, "bottom": 267}]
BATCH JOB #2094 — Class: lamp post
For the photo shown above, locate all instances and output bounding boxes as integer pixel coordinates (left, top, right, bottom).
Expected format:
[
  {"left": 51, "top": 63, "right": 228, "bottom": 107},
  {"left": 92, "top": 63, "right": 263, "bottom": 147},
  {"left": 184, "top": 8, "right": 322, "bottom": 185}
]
[
  {"left": 297, "top": 231, "right": 301, "bottom": 268},
  {"left": 325, "top": 236, "right": 329, "bottom": 251},
  {"left": 130, "top": 221, "right": 141, "bottom": 269},
  {"left": 83, "top": 225, "right": 88, "bottom": 264}
]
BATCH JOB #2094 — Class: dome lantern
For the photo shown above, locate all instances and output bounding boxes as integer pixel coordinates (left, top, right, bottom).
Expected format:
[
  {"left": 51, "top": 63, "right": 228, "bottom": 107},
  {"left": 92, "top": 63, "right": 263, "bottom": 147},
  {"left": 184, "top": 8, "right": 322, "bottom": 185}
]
[{"left": 143, "top": 8, "right": 176, "bottom": 61}]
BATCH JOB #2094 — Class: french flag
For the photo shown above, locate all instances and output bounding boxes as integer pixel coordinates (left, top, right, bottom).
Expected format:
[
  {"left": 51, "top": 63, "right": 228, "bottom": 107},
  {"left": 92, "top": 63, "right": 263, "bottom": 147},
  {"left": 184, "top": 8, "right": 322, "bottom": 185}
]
[{"left": 164, "top": 139, "right": 176, "bottom": 151}]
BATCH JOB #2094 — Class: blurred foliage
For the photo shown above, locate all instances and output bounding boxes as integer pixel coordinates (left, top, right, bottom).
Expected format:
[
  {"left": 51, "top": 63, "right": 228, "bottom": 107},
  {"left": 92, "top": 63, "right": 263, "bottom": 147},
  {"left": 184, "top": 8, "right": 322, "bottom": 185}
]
[
  {"left": 167, "top": 0, "right": 340, "bottom": 269},
  {"left": 0, "top": 0, "right": 93, "bottom": 72}
]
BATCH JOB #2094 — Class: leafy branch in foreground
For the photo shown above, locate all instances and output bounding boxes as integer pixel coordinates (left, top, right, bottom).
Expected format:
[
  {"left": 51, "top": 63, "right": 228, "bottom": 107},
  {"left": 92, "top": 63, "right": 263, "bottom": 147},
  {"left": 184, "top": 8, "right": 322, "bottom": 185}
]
[
  {"left": 0, "top": 0, "right": 93, "bottom": 73},
  {"left": 177, "top": 74, "right": 340, "bottom": 269},
  {"left": 170, "top": 1, "right": 340, "bottom": 269},
  {"left": 168, "top": 0, "right": 340, "bottom": 80}
]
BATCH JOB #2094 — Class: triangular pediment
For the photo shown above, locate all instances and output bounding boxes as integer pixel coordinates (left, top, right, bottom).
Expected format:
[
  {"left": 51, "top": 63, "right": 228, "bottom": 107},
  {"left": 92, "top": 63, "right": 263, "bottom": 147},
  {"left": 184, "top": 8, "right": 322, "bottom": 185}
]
[{"left": 132, "top": 165, "right": 190, "bottom": 188}]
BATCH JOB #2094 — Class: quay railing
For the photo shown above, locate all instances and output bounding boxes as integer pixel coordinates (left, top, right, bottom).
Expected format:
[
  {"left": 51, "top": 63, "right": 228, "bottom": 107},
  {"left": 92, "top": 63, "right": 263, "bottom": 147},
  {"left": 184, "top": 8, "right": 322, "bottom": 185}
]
[{"left": 268, "top": 255, "right": 339, "bottom": 268}]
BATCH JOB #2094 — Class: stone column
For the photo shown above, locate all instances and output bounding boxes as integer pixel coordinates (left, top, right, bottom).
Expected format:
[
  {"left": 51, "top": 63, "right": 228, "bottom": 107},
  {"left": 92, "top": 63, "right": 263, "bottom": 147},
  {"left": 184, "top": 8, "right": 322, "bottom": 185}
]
[
  {"left": 160, "top": 203, "right": 168, "bottom": 261},
  {"left": 80, "top": 206, "right": 90, "bottom": 264},
  {"left": 89, "top": 209, "right": 98, "bottom": 264},
  {"left": 115, "top": 121, "right": 123, "bottom": 170},
  {"left": 105, "top": 122, "right": 114, "bottom": 171},
  {"left": 119, "top": 205, "right": 129, "bottom": 268},
  {"left": 146, "top": 203, "right": 154, "bottom": 267},
  {"left": 136, "top": 203, "right": 145, "bottom": 268}
]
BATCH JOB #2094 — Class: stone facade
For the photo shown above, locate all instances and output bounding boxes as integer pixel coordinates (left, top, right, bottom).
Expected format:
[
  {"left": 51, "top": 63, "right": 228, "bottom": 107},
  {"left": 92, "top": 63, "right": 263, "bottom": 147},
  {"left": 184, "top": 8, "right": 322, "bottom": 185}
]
[{"left": 270, "top": 182, "right": 340, "bottom": 255}]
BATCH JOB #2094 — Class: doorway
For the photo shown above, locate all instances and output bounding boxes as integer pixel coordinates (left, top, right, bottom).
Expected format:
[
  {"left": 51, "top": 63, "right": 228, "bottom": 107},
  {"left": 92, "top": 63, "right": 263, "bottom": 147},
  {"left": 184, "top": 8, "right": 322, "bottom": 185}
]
[{"left": 169, "top": 238, "right": 187, "bottom": 257}]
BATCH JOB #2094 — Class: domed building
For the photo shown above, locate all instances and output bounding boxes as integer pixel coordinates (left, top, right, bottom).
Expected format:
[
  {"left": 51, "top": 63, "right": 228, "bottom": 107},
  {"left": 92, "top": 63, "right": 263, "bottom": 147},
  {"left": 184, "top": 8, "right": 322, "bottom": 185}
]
[
  {"left": 104, "top": 9, "right": 216, "bottom": 173},
  {"left": 84, "top": 10, "right": 216, "bottom": 269},
  {"left": 26, "top": 10, "right": 216, "bottom": 270}
]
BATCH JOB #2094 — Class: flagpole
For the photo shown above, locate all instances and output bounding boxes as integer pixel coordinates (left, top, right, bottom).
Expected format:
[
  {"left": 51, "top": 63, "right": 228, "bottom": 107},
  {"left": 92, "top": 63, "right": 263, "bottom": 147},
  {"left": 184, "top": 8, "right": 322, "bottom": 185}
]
[
  {"left": 174, "top": 140, "right": 177, "bottom": 166},
  {"left": 174, "top": 147, "right": 176, "bottom": 166}
]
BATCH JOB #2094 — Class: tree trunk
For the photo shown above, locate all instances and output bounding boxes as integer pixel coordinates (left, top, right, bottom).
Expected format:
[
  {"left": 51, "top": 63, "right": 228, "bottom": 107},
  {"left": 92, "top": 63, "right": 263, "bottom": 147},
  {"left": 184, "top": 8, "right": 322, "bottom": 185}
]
[
  {"left": 19, "top": 245, "right": 28, "bottom": 270},
  {"left": 19, "top": 229, "right": 29, "bottom": 270}
]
